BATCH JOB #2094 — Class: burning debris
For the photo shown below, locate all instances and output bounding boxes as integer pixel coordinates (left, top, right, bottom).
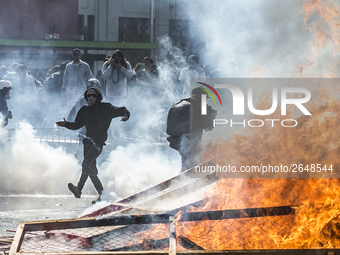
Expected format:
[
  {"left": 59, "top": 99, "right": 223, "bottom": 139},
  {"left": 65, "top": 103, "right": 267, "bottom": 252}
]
[
  {"left": 4, "top": 0, "right": 340, "bottom": 254},
  {"left": 7, "top": 164, "right": 340, "bottom": 254}
]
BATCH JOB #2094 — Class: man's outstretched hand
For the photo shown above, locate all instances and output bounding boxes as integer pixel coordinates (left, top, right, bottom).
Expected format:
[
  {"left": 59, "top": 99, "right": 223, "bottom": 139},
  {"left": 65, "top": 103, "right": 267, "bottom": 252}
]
[{"left": 56, "top": 117, "right": 67, "bottom": 127}]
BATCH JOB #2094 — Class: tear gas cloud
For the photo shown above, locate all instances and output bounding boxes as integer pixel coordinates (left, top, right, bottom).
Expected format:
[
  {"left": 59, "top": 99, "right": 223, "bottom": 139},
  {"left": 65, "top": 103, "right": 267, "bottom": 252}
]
[
  {"left": 175, "top": 0, "right": 340, "bottom": 143},
  {"left": 180, "top": 0, "right": 340, "bottom": 78},
  {"left": 0, "top": 64, "right": 181, "bottom": 199},
  {"left": 0, "top": 122, "right": 79, "bottom": 194},
  {"left": 0, "top": 120, "right": 180, "bottom": 198},
  {"left": 0, "top": 0, "right": 338, "bottom": 199}
]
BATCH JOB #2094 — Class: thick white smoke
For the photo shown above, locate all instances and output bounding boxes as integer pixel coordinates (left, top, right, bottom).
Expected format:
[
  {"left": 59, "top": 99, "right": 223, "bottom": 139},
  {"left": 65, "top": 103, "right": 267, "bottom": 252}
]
[
  {"left": 2, "top": 0, "right": 339, "bottom": 201},
  {"left": 99, "top": 144, "right": 180, "bottom": 200},
  {"left": 0, "top": 121, "right": 79, "bottom": 194},
  {"left": 179, "top": 0, "right": 336, "bottom": 78},
  {"left": 0, "top": 120, "right": 180, "bottom": 198}
]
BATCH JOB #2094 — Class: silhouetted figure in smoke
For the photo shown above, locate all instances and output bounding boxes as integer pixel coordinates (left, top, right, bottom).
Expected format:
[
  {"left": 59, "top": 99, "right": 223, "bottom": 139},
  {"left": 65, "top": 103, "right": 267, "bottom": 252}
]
[
  {"left": 0, "top": 80, "right": 12, "bottom": 126},
  {"left": 2, "top": 63, "right": 20, "bottom": 90},
  {"left": 14, "top": 64, "right": 42, "bottom": 126},
  {"left": 56, "top": 87, "right": 130, "bottom": 204},
  {"left": 166, "top": 86, "right": 217, "bottom": 172},
  {"left": 203, "top": 63, "right": 221, "bottom": 78},
  {"left": 136, "top": 57, "right": 159, "bottom": 90},
  {"left": 14, "top": 64, "right": 38, "bottom": 97},
  {"left": 41, "top": 62, "right": 68, "bottom": 126},
  {"left": 179, "top": 55, "right": 205, "bottom": 97},
  {"left": 0, "top": 66, "right": 7, "bottom": 80},
  {"left": 62, "top": 48, "right": 94, "bottom": 111},
  {"left": 44, "top": 62, "right": 66, "bottom": 96},
  {"left": 44, "top": 65, "right": 60, "bottom": 90},
  {"left": 128, "top": 62, "right": 144, "bottom": 92},
  {"left": 171, "top": 56, "right": 186, "bottom": 98}
]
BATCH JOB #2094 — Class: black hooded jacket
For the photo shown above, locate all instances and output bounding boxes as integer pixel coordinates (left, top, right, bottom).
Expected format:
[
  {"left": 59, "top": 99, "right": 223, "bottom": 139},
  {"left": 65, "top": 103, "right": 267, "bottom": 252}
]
[
  {"left": 0, "top": 90, "right": 8, "bottom": 115},
  {"left": 64, "top": 87, "right": 130, "bottom": 144}
]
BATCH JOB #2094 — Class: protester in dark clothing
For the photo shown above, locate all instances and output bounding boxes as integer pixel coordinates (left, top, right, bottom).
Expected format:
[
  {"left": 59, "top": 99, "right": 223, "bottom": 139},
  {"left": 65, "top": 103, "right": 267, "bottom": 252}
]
[
  {"left": 40, "top": 62, "right": 68, "bottom": 127},
  {"left": 166, "top": 86, "right": 217, "bottom": 172},
  {"left": 67, "top": 78, "right": 101, "bottom": 122},
  {"left": 44, "top": 62, "right": 66, "bottom": 97},
  {"left": 67, "top": 78, "right": 101, "bottom": 160},
  {"left": 56, "top": 86, "right": 130, "bottom": 204},
  {"left": 0, "top": 80, "right": 12, "bottom": 126}
]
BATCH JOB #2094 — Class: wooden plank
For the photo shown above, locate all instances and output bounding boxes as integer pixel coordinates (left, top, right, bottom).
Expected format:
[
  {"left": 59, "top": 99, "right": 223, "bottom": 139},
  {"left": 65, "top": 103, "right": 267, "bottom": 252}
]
[
  {"left": 22, "top": 214, "right": 170, "bottom": 232},
  {"left": 9, "top": 223, "right": 25, "bottom": 255},
  {"left": 169, "top": 216, "right": 176, "bottom": 255},
  {"left": 111, "top": 203, "right": 164, "bottom": 213},
  {"left": 82, "top": 162, "right": 216, "bottom": 218},
  {"left": 179, "top": 206, "right": 295, "bottom": 222},
  {"left": 19, "top": 205, "right": 295, "bottom": 233}
]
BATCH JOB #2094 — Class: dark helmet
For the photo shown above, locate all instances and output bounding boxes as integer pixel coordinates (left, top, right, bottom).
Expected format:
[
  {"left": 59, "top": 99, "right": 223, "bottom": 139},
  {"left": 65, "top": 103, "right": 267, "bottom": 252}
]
[{"left": 191, "top": 86, "right": 208, "bottom": 98}]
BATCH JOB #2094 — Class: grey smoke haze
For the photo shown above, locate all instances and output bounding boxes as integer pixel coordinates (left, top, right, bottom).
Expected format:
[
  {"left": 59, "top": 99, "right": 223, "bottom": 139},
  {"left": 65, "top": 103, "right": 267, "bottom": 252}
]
[
  {"left": 1, "top": 0, "right": 339, "bottom": 199},
  {"left": 179, "top": 0, "right": 338, "bottom": 77}
]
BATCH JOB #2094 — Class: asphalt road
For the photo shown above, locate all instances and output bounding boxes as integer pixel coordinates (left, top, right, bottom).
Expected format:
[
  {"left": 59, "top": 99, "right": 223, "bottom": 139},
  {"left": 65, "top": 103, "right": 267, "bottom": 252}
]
[{"left": 0, "top": 194, "right": 98, "bottom": 237}]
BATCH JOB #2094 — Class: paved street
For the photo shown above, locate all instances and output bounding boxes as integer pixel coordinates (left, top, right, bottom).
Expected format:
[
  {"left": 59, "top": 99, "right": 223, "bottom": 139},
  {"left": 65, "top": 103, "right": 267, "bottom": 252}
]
[{"left": 0, "top": 194, "right": 98, "bottom": 237}]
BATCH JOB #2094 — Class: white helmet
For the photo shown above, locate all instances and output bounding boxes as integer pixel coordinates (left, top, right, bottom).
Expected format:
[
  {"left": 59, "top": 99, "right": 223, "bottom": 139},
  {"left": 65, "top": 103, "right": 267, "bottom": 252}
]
[
  {"left": 87, "top": 78, "right": 100, "bottom": 88},
  {"left": 0, "top": 80, "right": 12, "bottom": 90}
]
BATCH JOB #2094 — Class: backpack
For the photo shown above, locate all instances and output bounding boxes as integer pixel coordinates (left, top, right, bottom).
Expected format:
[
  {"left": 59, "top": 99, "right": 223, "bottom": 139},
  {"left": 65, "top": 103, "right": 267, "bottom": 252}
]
[{"left": 166, "top": 99, "right": 190, "bottom": 136}]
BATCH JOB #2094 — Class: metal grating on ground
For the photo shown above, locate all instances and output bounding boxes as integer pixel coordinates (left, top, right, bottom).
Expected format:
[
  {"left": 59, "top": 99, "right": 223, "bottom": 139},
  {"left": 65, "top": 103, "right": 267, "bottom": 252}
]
[
  {"left": 8, "top": 206, "right": 299, "bottom": 254},
  {"left": 6, "top": 164, "right": 340, "bottom": 255}
]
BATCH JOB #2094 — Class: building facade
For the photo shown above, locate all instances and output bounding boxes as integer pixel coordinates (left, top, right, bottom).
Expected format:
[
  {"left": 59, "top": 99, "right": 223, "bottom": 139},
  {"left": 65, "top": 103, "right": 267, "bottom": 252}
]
[{"left": 0, "top": 0, "right": 189, "bottom": 81}]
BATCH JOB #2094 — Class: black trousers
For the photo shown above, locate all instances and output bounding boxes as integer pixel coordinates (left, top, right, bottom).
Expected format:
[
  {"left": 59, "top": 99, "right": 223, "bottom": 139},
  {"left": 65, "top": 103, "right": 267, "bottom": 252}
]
[{"left": 77, "top": 139, "right": 104, "bottom": 193}]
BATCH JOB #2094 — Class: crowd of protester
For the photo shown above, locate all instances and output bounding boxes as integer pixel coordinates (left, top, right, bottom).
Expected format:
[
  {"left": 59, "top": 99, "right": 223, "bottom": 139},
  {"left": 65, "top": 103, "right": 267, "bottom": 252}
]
[
  {"left": 0, "top": 48, "right": 223, "bottom": 184},
  {"left": 0, "top": 49, "right": 219, "bottom": 136}
]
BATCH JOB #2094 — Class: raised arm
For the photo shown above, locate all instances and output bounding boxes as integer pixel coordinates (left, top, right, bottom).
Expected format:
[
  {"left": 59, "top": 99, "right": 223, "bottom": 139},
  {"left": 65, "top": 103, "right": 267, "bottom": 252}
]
[
  {"left": 119, "top": 62, "right": 134, "bottom": 80},
  {"left": 101, "top": 62, "right": 113, "bottom": 80}
]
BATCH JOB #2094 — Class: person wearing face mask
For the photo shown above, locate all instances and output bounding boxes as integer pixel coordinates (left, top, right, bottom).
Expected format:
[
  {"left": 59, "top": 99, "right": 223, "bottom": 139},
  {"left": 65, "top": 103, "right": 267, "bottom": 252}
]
[{"left": 56, "top": 86, "right": 130, "bottom": 204}]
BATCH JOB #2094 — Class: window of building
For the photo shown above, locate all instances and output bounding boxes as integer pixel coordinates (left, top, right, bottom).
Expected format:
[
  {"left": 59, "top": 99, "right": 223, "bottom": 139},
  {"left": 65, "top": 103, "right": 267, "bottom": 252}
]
[
  {"left": 119, "top": 17, "right": 152, "bottom": 43},
  {"left": 169, "top": 19, "right": 190, "bottom": 51},
  {"left": 78, "top": 14, "right": 95, "bottom": 41}
]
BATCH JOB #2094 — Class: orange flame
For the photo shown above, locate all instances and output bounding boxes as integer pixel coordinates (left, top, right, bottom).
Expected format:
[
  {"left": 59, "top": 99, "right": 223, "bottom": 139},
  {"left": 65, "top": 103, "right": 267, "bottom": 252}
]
[
  {"left": 138, "top": 1, "right": 340, "bottom": 251},
  {"left": 172, "top": 80, "right": 340, "bottom": 249}
]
